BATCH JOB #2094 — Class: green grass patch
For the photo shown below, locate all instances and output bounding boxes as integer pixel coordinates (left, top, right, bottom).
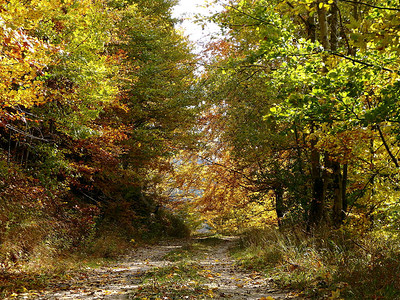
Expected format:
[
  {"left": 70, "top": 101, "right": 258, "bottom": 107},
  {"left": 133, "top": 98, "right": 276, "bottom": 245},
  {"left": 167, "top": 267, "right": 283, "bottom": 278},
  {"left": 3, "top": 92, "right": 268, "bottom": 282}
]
[
  {"left": 163, "top": 244, "right": 199, "bottom": 262},
  {"left": 130, "top": 284, "right": 214, "bottom": 300},
  {"left": 130, "top": 262, "right": 217, "bottom": 299},
  {"left": 195, "top": 236, "right": 226, "bottom": 247},
  {"left": 144, "top": 262, "right": 205, "bottom": 283},
  {"left": 0, "top": 272, "right": 54, "bottom": 298},
  {"left": 0, "top": 255, "right": 82, "bottom": 298},
  {"left": 163, "top": 236, "right": 226, "bottom": 262}
]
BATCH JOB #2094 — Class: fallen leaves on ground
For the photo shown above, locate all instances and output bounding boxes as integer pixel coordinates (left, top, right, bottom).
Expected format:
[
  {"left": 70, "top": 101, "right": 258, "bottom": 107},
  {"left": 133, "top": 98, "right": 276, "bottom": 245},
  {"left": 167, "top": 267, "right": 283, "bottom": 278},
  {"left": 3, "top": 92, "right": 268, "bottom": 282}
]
[{"left": 7, "top": 237, "right": 300, "bottom": 299}]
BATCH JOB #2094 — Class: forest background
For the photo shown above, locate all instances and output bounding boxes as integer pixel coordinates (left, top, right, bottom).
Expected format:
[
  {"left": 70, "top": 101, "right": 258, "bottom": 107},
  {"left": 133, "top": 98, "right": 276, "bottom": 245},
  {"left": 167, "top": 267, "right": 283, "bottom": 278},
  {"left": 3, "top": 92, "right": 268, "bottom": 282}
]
[{"left": 1, "top": 0, "right": 400, "bottom": 298}]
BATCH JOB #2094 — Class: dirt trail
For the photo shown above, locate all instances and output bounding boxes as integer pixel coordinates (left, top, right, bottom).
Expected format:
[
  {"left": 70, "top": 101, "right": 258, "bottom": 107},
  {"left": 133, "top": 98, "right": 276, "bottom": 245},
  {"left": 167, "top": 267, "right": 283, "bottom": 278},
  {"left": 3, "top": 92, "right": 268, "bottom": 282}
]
[
  {"left": 192, "top": 236, "right": 298, "bottom": 300},
  {"left": 15, "top": 237, "right": 302, "bottom": 299}
]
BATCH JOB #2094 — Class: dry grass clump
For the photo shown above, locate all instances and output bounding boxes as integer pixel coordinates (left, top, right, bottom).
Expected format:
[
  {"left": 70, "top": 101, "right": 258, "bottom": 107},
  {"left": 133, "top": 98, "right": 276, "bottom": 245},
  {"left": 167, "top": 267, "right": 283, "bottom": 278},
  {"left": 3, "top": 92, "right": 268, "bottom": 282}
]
[{"left": 233, "top": 226, "right": 400, "bottom": 299}]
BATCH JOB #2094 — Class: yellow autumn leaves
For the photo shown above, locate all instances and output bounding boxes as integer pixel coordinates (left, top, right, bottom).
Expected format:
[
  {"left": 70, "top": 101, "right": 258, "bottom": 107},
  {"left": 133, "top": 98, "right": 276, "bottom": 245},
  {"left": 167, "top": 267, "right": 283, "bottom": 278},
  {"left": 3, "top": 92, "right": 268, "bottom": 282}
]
[{"left": 0, "top": 8, "right": 51, "bottom": 110}]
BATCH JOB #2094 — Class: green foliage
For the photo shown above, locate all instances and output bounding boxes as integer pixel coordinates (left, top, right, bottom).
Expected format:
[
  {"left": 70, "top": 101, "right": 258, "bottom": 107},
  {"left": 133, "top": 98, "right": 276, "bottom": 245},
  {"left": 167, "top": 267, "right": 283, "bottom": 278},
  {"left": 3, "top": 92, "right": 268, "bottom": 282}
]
[
  {"left": 163, "top": 244, "right": 198, "bottom": 262},
  {"left": 190, "top": 0, "right": 400, "bottom": 232},
  {"left": 143, "top": 262, "right": 204, "bottom": 284},
  {"left": 0, "top": 0, "right": 197, "bottom": 287}
]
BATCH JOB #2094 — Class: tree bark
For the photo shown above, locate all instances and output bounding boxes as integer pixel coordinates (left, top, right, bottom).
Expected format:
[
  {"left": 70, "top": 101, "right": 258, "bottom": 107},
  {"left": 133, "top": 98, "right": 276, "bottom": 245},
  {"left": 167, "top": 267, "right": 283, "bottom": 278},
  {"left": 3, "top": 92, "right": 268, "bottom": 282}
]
[
  {"left": 317, "top": 0, "right": 330, "bottom": 49},
  {"left": 329, "top": 0, "right": 345, "bottom": 226},
  {"left": 308, "top": 127, "right": 325, "bottom": 227},
  {"left": 332, "top": 160, "right": 343, "bottom": 225},
  {"left": 330, "top": 0, "right": 339, "bottom": 51},
  {"left": 342, "top": 164, "right": 348, "bottom": 220},
  {"left": 308, "top": 1, "right": 331, "bottom": 228},
  {"left": 275, "top": 184, "right": 284, "bottom": 227},
  {"left": 377, "top": 124, "right": 399, "bottom": 168}
]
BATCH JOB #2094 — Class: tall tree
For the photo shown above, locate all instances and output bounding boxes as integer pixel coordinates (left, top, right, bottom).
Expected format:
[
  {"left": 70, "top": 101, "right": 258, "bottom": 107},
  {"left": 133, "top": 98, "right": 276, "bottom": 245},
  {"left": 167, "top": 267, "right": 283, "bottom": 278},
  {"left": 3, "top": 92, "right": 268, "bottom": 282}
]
[
  {"left": 0, "top": 0, "right": 198, "bottom": 264},
  {"left": 188, "top": 0, "right": 400, "bottom": 230}
]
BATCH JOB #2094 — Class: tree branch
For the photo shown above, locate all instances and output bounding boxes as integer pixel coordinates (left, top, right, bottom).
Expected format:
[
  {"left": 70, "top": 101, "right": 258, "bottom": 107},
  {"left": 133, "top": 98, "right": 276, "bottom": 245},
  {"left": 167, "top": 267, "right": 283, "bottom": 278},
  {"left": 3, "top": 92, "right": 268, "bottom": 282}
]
[
  {"left": 6, "top": 124, "right": 51, "bottom": 142},
  {"left": 328, "top": 51, "right": 397, "bottom": 73},
  {"left": 224, "top": 4, "right": 277, "bottom": 27},
  {"left": 339, "top": 0, "right": 400, "bottom": 12},
  {"left": 286, "top": 1, "right": 308, "bottom": 27},
  {"left": 199, "top": 155, "right": 256, "bottom": 184},
  {"left": 376, "top": 124, "right": 399, "bottom": 168}
]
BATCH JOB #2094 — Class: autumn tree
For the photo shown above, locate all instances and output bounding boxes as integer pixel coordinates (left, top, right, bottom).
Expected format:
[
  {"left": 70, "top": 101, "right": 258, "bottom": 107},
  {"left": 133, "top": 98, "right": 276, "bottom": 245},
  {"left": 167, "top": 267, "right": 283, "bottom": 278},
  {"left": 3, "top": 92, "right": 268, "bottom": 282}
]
[
  {"left": 0, "top": 0, "right": 197, "bottom": 265},
  {"left": 179, "top": 0, "right": 400, "bottom": 231}
]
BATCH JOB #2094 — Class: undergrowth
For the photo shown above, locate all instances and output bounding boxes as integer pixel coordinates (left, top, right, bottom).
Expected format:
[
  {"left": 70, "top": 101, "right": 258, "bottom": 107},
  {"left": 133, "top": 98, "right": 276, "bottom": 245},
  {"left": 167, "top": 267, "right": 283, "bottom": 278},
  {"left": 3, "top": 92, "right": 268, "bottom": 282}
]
[
  {"left": 232, "top": 227, "right": 400, "bottom": 299},
  {"left": 0, "top": 254, "right": 85, "bottom": 298},
  {"left": 163, "top": 236, "right": 224, "bottom": 262},
  {"left": 0, "top": 203, "right": 189, "bottom": 298},
  {"left": 130, "top": 261, "right": 217, "bottom": 299},
  {"left": 0, "top": 159, "right": 190, "bottom": 297}
]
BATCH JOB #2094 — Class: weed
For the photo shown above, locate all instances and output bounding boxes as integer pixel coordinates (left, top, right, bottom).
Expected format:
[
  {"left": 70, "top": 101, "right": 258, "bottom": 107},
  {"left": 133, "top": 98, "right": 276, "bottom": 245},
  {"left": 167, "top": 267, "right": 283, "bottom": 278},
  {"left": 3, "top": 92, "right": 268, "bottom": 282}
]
[
  {"left": 163, "top": 236, "right": 226, "bottom": 262},
  {"left": 144, "top": 262, "right": 204, "bottom": 283},
  {"left": 232, "top": 227, "right": 400, "bottom": 299},
  {"left": 85, "top": 232, "right": 131, "bottom": 259},
  {"left": 196, "top": 236, "right": 226, "bottom": 247},
  {"left": 130, "top": 262, "right": 213, "bottom": 299},
  {"left": 163, "top": 244, "right": 197, "bottom": 262}
]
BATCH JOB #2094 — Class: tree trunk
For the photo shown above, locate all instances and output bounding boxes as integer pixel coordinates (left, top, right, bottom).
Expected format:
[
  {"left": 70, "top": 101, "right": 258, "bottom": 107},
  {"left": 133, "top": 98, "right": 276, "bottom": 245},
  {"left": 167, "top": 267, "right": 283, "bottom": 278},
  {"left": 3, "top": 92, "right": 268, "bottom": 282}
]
[
  {"left": 275, "top": 185, "right": 284, "bottom": 227},
  {"left": 309, "top": 0, "right": 345, "bottom": 228},
  {"left": 309, "top": 175, "right": 325, "bottom": 227},
  {"left": 342, "top": 164, "right": 348, "bottom": 220},
  {"left": 349, "top": 1, "right": 359, "bottom": 55},
  {"left": 317, "top": 0, "right": 330, "bottom": 50},
  {"left": 330, "top": 0, "right": 339, "bottom": 51},
  {"left": 332, "top": 160, "right": 343, "bottom": 226},
  {"left": 294, "top": 123, "right": 304, "bottom": 176},
  {"left": 308, "top": 128, "right": 325, "bottom": 228}
]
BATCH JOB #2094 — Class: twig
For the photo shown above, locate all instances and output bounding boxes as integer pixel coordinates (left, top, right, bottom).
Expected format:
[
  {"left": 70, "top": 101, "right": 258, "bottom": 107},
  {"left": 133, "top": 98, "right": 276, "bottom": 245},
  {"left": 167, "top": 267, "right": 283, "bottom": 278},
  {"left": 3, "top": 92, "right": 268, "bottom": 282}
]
[
  {"left": 339, "top": 0, "right": 400, "bottom": 12},
  {"left": 224, "top": 4, "right": 277, "bottom": 28},
  {"left": 6, "top": 124, "right": 51, "bottom": 142},
  {"left": 376, "top": 124, "right": 399, "bottom": 168},
  {"left": 329, "top": 51, "right": 397, "bottom": 73}
]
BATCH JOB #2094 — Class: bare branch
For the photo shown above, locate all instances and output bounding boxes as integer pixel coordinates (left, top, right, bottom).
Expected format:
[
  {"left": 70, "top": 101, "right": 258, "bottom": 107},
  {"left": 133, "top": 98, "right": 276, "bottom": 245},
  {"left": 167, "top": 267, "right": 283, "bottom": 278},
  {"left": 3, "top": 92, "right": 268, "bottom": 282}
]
[{"left": 6, "top": 124, "right": 51, "bottom": 142}]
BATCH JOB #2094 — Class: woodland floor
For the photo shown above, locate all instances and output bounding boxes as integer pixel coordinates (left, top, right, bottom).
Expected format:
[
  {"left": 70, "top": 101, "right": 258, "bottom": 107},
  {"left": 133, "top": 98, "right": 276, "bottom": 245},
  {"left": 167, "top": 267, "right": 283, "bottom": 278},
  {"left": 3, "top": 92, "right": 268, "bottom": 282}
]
[{"left": 10, "top": 236, "right": 302, "bottom": 299}]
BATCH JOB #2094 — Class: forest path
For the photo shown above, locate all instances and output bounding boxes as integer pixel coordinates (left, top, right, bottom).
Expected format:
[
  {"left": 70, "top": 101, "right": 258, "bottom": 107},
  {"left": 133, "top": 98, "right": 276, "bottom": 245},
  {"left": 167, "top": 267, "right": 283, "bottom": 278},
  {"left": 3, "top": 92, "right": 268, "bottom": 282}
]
[{"left": 16, "top": 236, "right": 302, "bottom": 299}]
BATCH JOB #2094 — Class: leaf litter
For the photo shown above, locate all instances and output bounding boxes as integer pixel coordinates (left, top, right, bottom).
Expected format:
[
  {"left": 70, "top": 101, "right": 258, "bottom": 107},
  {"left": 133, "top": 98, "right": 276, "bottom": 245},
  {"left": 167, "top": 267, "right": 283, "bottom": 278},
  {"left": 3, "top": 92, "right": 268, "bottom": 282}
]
[{"left": 10, "top": 236, "right": 303, "bottom": 299}]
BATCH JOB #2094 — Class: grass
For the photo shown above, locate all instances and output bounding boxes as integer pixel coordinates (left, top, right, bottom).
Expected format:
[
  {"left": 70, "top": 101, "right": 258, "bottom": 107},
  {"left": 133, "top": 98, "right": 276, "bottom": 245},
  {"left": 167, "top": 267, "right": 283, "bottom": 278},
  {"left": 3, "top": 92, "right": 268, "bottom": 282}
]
[
  {"left": 162, "top": 244, "right": 199, "bottom": 262},
  {"left": 0, "top": 254, "right": 81, "bottom": 298},
  {"left": 132, "top": 236, "right": 227, "bottom": 299},
  {"left": 130, "top": 262, "right": 215, "bottom": 299},
  {"left": 0, "top": 272, "right": 53, "bottom": 297},
  {"left": 163, "top": 235, "right": 225, "bottom": 262},
  {"left": 0, "top": 233, "right": 126, "bottom": 298},
  {"left": 231, "top": 227, "right": 400, "bottom": 299},
  {"left": 195, "top": 236, "right": 226, "bottom": 247},
  {"left": 130, "top": 284, "right": 214, "bottom": 300},
  {"left": 144, "top": 262, "right": 205, "bottom": 283}
]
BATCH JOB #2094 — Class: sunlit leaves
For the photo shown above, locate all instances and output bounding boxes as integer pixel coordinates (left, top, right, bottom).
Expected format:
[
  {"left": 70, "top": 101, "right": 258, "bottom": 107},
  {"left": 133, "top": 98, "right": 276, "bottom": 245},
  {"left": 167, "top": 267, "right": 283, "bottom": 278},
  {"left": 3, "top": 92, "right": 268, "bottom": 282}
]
[
  {"left": 195, "top": 0, "right": 400, "bottom": 229},
  {"left": 0, "top": 7, "right": 51, "bottom": 111},
  {"left": 0, "top": 0, "right": 198, "bottom": 230}
]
